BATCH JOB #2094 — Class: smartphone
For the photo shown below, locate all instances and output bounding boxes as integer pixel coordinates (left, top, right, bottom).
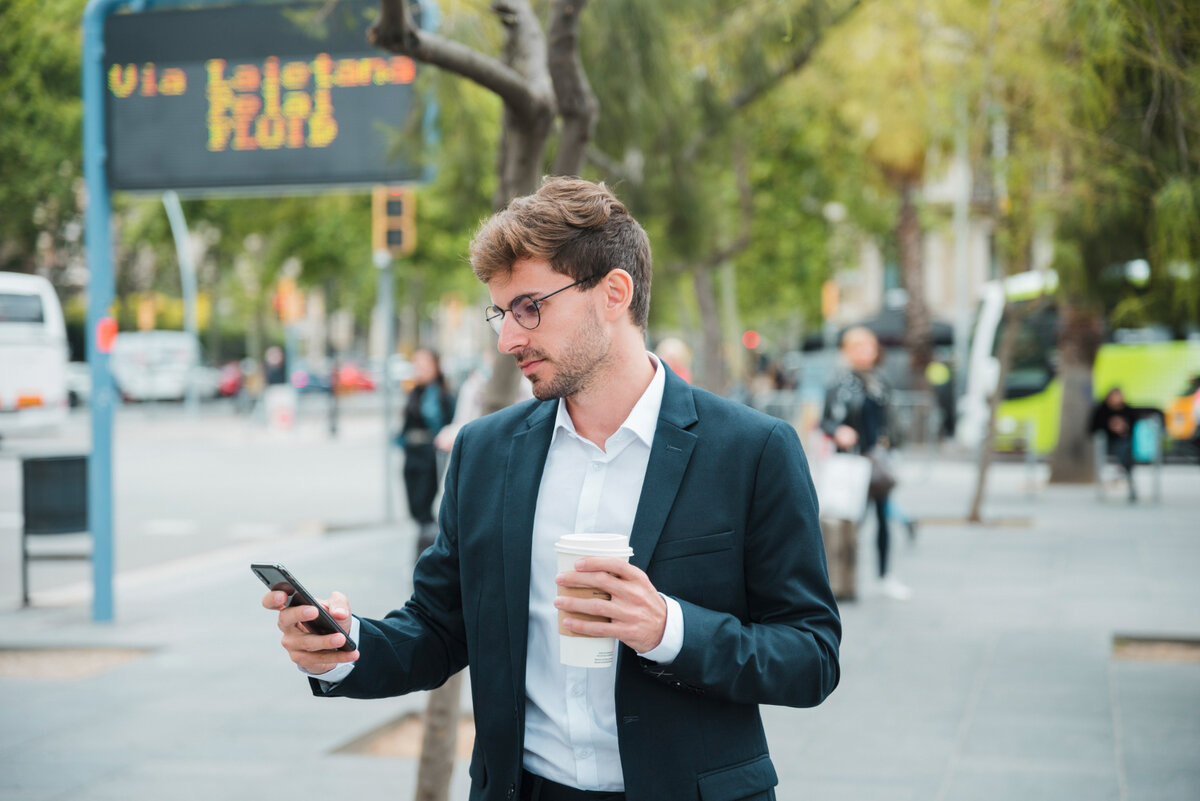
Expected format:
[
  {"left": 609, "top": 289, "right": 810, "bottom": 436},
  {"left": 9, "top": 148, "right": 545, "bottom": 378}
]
[{"left": 251, "top": 563, "right": 357, "bottom": 652}]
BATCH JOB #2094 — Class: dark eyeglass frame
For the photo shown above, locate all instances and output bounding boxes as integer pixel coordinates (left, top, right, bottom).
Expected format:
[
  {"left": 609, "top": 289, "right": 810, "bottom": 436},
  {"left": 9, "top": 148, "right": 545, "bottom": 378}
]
[{"left": 485, "top": 278, "right": 587, "bottom": 335}]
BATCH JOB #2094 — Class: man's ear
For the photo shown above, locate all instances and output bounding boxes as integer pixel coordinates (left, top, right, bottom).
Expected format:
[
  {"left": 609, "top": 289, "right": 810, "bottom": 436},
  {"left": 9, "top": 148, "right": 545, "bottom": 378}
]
[{"left": 599, "top": 269, "right": 634, "bottom": 322}]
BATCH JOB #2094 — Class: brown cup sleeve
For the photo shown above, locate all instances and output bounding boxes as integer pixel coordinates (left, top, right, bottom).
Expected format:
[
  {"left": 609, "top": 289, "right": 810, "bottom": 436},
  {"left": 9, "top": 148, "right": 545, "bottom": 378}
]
[{"left": 557, "top": 585, "right": 611, "bottom": 637}]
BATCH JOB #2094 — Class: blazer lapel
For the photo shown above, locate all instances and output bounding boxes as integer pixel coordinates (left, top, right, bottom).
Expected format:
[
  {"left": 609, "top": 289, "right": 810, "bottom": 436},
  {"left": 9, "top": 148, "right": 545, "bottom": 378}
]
[
  {"left": 502, "top": 400, "right": 556, "bottom": 701},
  {"left": 629, "top": 370, "right": 699, "bottom": 572}
]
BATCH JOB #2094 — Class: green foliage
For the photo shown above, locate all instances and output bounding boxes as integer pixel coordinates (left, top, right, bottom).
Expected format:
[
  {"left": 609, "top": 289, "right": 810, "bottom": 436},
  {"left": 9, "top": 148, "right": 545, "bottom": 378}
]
[
  {"left": 1151, "top": 177, "right": 1200, "bottom": 323},
  {"left": 12, "top": 0, "right": 1194, "bottom": 369},
  {"left": 582, "top": 0, "right": 868, "bottom": 346},
  {"left": 1051, "top": 0, "right": 1200, "bottom": 334},
  {"left": 0, "top": 0, "right": 87, "bottom": 272}
]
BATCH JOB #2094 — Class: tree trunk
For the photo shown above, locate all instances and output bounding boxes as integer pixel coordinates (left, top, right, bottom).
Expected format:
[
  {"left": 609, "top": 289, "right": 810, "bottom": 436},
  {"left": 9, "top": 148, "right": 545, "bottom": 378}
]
[
  {"left": 718, "top": 261, "right": 745, "bottom": 389},
  {"left": 967, "top": 299, "right": 1018, "bottom": 522},
  {"left": 369, "top": 3, "right": 601, "bottom": 795},
  {"left": 378, "top": 2, "right": 593, "bottom": 792},
  {"left": 1048, "top": 302, "right": 1103, "bottom": 483},
  {"left": 897, "top": 177, "right": 933, "bottom": 385},
  {"left": 693, "top": 268, "right": 725, "bottom": 394},
  {"left": 493, "top": 108, "right": 555, "bottom": 210},
  {"left": 413, "top": 671, "right": 466, "bottom": 801},
  {"left": 547, "top": 0, "right": 598, "bottom": 177},
  {"left": 482, "top": 10, "right": 557, "bottom": 417}
]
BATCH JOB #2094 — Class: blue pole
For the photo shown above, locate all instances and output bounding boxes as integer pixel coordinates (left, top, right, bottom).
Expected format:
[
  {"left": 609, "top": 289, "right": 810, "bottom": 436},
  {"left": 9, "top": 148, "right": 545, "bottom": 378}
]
[{"left": 82, "top": 0, "right": 126, "bottom": 622}]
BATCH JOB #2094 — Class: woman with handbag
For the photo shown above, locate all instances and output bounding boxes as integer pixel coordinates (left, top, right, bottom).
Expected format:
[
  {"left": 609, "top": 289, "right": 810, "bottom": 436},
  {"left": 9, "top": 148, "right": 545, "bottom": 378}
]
[
  {"left": 399, "top": 348, "right": 456, "bottom": 556},
  {"left": 820, "top": 326, "right": 911, "bottom": 600}
]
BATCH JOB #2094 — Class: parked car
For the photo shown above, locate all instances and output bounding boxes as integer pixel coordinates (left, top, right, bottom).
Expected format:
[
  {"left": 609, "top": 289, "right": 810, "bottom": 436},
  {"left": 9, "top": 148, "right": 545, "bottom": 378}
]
[
  {"left": 217, "top": 362, "right": 243, "bottom": 397},
  {"left": 110, "top": 330, "right": 200, "bottom": 402},
  {"left": 289, "top": 361, "right": 331, "bottom": 394},
  {"left": 335, "top": 361, "right": 376, "bottom": 393}
]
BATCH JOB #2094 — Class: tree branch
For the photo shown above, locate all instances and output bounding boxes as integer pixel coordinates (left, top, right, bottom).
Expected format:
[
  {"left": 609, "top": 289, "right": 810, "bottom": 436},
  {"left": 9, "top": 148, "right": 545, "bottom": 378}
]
[
  {"left": 585, "top": 145, "right": 643, "bottom": 184},
  {"left": 728, "top": 0, "right": 864, "bottom": 114},
  {"left": 492, "top": 0, "right": 557, "bottom": 203},
  {"left": 683, "top": 0, "right": 864, "bottom": 162},
  {"left": 663, "top": 146, "right": 754, "bottom": 277},
  {"left": 547, "top": 0, "right": 599, "bottom": 176},
  {"left": 370, "top": 0, "right": 540, "bottom": 116}
]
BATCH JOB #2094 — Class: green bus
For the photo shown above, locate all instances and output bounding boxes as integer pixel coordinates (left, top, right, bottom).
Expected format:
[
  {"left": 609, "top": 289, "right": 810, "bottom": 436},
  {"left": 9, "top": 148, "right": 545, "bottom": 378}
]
[{"left": 956, "top": 270, "right": 1200, "bottom": 455}]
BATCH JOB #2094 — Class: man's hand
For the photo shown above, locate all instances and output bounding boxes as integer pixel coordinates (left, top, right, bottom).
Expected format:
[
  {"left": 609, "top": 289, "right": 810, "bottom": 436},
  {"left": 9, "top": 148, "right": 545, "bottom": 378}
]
[
  {"left": 262, "top": 589, "right": 359, "bottom": 675},
  {"left": 555, "top": 558, "right": 667, "bottom": 654}
]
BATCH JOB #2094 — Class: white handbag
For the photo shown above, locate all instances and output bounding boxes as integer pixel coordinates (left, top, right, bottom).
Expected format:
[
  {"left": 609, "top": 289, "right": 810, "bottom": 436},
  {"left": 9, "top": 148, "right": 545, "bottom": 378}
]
[{"left": 816, "top": 452, "right": 872, "bottom": 522}]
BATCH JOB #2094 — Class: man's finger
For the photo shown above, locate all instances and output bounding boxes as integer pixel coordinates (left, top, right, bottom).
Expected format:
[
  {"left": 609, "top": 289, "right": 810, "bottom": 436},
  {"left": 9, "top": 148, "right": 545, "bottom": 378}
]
[
  {"left": 570, "top": 556, "right": 640, "bottom": 577},
  {"left": 324, "top": 591, "right": 352, "bottom": 620},
  {"left": 557, "top": 570, "right": 623, "bottom": 602},
  {"left": 289, "top": 648, "right": 360, "bottom": 671},
  {"left": 282, "top": 627, "right": 348, "bottom": 653},
  {"left": 276, "top": 603, "right": 319, "bottom": 632},
  {"left": 262, "top": 590, "right": 288, "bottom": 610}
]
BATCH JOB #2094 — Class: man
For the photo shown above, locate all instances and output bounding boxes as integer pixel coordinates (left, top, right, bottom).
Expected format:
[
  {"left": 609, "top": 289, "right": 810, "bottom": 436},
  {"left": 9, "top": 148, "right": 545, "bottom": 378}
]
[{"left": 263, "top": 178, "right": 840, "bottom": 801}]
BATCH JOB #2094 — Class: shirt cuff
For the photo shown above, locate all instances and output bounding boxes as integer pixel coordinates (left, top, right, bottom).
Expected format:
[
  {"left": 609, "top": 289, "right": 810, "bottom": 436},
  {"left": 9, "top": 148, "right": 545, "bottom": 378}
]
[
  {"left": 637, "top": 594, "right": 683, "bottom": 664},
  {"left": 296, "top": 616, "right": 361, "bottom": 686}
]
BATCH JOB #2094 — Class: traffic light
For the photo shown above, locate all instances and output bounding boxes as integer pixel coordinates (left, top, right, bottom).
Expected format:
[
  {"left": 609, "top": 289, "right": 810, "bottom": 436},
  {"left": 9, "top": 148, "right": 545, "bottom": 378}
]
[{"left": 372, "top": 185, "right": 416, "bottom": 258}]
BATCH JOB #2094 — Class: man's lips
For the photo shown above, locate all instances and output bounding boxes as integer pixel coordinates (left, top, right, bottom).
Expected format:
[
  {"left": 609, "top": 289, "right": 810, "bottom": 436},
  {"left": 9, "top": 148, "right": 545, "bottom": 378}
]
[{"left": 518, "top": 358, "right": 544, "bottom": 376}]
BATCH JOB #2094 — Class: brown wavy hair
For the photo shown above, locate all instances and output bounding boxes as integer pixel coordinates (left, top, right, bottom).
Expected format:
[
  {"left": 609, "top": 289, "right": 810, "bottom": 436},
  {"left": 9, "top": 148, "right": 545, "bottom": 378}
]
[{"left": 469, "top": 176, "right": 652, "bottom": 328}]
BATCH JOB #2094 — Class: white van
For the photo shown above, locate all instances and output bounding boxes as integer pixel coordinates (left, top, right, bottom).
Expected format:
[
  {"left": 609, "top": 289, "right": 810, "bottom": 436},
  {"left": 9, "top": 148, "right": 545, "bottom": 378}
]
[
  {"left": 0, "top": 272, "right": 70, "bottom": 436},
  {"left": 110, "top": 330, "right": 201, "bottom": 402}
]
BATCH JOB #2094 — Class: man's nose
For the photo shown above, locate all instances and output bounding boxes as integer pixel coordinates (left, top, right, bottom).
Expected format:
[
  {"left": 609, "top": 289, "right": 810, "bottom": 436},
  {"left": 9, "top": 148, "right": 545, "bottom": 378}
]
[{"left": 496, "top": 314, "right": 528, "bottom": 355}]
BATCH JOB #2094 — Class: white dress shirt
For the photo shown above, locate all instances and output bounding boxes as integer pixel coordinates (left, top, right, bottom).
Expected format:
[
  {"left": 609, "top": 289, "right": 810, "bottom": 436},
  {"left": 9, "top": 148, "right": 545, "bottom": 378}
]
[
  {"left": 309, "top": 354, "right": 683, "bottom": 792},
  {"left": 522, "top": 353, "right": 681, "bottom": 791}
]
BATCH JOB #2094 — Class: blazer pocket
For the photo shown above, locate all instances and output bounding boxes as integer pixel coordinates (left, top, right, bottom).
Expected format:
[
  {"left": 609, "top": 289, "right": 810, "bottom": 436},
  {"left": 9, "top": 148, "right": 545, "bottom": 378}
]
[
  {"left": 697, "top": 754, "right": 778, "bottom": 801},
  {"left": 653, "top": 530, "right": 734, "bottom": 563}
]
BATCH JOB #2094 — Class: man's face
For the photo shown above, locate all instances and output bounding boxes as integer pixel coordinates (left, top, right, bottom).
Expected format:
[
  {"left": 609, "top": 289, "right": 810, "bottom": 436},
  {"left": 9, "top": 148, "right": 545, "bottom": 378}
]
[{"left": 489, "top": 258, "right": 610, "bottom": 401}]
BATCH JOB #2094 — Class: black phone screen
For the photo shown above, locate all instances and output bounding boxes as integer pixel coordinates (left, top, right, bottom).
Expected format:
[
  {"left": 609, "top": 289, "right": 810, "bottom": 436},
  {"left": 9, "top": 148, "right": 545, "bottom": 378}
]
[{"left": 251, "top": 563, "right": 356, "bottom": 651}]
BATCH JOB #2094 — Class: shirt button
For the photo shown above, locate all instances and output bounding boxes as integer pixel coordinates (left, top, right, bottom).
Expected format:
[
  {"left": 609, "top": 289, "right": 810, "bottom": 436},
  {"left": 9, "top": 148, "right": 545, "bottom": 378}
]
[
  {"left": 591, "top": 462, "right": 602, "bottom": 470},
  {"left": 570, "top": 683, "right": 584, "bottom": 697},
  {"left": 576, "top": 748, "right": 592, "bottom": 759}
]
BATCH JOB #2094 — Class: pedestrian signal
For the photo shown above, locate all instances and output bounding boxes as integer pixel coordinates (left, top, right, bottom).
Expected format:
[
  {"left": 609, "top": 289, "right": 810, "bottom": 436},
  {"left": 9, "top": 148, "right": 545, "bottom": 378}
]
[{"left": 372, "top": 185, "right": 416, "bottom": 258}]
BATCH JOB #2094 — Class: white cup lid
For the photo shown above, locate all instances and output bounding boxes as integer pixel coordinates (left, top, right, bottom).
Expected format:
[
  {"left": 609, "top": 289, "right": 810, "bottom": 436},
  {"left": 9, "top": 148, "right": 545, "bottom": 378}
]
[{"left": 555, "top": 533, "right": 633, "bottom": 558}]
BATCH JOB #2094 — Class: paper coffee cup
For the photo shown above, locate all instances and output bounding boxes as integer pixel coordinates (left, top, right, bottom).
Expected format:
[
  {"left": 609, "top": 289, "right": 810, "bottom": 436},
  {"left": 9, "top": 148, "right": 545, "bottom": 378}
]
[{"left": 555, "top": 533, "right": 634, "bottom": 668}]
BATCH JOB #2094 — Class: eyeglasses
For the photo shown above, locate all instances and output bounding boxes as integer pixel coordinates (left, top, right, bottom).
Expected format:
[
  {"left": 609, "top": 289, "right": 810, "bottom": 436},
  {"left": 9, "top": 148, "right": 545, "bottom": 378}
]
[{"left": 485, "top": 278, "right": 586, "bottom": 335}]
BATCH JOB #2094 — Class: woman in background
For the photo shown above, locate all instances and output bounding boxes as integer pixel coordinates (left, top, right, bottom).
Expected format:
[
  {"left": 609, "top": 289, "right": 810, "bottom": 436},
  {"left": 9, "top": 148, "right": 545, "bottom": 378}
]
[
  {"left": 821, "top": 326, "right": 911, "bottom": 600},
  {"left": 400, "top": 348, "right": 455, "bottom": 555}
]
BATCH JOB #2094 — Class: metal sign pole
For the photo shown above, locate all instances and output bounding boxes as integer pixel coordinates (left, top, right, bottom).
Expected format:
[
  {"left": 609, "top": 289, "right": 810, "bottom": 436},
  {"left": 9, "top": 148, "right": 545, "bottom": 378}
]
[
  {"left": 82, "top": 0, "right": 125, "bottom": 623},
  {"left": 375, "top": 249, "right": 397, "bottom": 524}
]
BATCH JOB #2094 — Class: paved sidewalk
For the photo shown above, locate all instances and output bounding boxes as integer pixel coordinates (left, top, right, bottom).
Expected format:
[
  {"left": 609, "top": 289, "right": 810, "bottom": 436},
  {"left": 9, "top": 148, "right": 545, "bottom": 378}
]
[{"left": 1, "top": 457, "right": 1197, "bottom": 801}]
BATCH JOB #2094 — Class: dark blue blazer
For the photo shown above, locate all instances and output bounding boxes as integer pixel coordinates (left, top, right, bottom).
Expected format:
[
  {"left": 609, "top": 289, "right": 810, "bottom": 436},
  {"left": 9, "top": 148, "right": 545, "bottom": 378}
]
[{"left": 315, "top": 367, "right": 841, "bottom": 801}]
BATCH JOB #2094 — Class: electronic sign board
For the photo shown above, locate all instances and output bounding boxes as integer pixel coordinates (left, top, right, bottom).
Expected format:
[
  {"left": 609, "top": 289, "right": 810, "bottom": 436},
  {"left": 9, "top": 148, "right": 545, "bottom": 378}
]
[{"left": 103, "top": 0, "right": 422, "bottom": 192}]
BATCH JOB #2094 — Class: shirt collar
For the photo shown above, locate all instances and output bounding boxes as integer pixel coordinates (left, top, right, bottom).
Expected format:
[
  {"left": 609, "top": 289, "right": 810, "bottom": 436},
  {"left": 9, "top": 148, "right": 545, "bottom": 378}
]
[{"left": 553, "top": 353, "right": 665, "bottom": 449}]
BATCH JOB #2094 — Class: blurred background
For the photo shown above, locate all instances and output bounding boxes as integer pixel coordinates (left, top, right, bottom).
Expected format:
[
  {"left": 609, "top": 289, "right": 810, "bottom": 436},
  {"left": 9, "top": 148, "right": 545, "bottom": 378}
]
[
  {"left": 2, "top": 0, "right": 1198, "bottom": 461},
  {"left": 1, "top": 0, "right": 1198, "bottom": 799}
]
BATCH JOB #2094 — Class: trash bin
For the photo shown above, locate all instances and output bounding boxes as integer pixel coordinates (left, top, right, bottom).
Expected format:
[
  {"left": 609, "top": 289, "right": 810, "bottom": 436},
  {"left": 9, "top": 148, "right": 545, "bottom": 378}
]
[{"left": 21, "top": 454, "right": 89, "bottom": 606}]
